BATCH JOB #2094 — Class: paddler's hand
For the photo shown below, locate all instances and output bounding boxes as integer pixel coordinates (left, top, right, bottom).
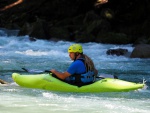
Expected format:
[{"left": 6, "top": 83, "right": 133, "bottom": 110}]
[
  {"left": 50, "top": 69, "right": 56, "bottom": 74},
  {"left": 50, "top": 70, "right": 70, "bottom": 80}
]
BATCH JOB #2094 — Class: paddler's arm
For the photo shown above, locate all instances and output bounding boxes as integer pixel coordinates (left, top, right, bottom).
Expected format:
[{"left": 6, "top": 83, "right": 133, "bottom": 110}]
[{"left": 50, "top": 69, "right": 71, "bottom": 80}]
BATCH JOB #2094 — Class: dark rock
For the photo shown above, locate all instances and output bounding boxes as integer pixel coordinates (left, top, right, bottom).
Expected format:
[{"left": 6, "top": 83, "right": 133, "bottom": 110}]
[
  {"left": 29, "top": 37, "right": 36, "bottom": 41},
  {"left": 0, "top": 0, "right": 150, "bottom": 44},
  {"left": 19, "top": 18, "right": 51, "bottom": 40},
  {"left": 133, "top": 36, "right": 150, "bottom": 46},
  {"left": 49, "top": 27, "right": 70, "bottom": 41},
  {"left": 0, "top": 79, "right": 8, "bottom": 84},
  {"left": 106, "top": 48, "right": 128, "bottom": 56},
  {"left": 130, "top": 44, "right": 150, "bottom": 58},
  {"left": 74, "top": 32, "right": 95, "bottom": 42},
  {"left": 96, "top": 32, "right": 131, "bottom": 44}
]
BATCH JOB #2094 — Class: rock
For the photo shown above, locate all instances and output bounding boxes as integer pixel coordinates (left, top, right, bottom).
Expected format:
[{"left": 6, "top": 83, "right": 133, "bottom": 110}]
[
  {"left": 106, "top": 48, "right": 128, "bottom": 56},
  {"left": 74, "top": 32, "right": 95, "bottom": 42},
  {"left": 96, "top": 32, "right": 131, "bottom": 44},
  {"left": 130, "top": 44, "right": 150, "bottom": 58},
  {"left": 133, "top": 36, "right": 149, "bottom": 46},
  {"left": 19, "top": 18, "right": 51, "bottom": 40},
  {"left": 49, "top": 27, "right": 70, "bottom": 41},
  {"left": 0, "top": 79, "right": 8, "bottom": 84},
  {"left": 0, "top": 0, "right": 150, "bottom": 44}
]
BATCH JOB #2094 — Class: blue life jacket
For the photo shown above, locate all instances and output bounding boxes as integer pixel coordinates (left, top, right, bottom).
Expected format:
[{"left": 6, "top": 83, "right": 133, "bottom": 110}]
[
  {"left": 81, "top": 71, "right": 94, "bottom": 83},
  {"left": 65, "top": 59, "right": 95, "bottom": 86}
]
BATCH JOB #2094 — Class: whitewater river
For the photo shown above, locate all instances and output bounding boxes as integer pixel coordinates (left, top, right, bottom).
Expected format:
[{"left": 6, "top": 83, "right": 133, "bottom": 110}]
[{"left": 0, "top": 29, "right": 150, "bottom": 113}]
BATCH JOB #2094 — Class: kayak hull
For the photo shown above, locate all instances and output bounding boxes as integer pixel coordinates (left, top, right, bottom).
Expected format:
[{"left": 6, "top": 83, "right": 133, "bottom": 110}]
[{"left": 12, "top": 73, "right": 144, "bottom": 93}]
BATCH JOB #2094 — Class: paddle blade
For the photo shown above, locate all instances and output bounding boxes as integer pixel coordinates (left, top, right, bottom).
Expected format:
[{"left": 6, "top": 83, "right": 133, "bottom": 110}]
[{"left": 22, "top": 68, "right": 45, "bottom": 74}]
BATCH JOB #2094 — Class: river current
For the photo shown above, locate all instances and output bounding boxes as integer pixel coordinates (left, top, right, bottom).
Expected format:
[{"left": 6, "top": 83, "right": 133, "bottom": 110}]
[{"left": 0, "top": 29, "right": 150, "bottom": 113}]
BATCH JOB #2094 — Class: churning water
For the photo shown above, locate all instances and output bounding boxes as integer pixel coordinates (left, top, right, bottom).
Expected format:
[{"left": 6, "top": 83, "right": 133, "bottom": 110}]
[{"left": 0, "top": 29, "right": 150, "bottom": 113}]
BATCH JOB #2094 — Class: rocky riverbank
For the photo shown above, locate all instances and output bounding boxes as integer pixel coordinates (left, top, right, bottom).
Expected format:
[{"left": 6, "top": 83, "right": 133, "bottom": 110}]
[{"left": 0, "top": 0, "right": 150, "bottom": 58}]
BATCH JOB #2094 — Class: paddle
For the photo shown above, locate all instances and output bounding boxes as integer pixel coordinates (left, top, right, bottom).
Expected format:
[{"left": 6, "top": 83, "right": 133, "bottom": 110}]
[
  {"left": 22, "top": 68, "right": 50, "bottom": 74},
  {"left": 97, "top": 74, "right": 118, "bottom": 79},
  {"left": 22, "top": 68, "right": 118, "bottom": 79}
]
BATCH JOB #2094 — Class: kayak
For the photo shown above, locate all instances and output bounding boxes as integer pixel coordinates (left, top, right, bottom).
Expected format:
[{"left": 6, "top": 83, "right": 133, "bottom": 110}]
[{"left": 12, "top": 73, "right": 145, "bottom": 93}]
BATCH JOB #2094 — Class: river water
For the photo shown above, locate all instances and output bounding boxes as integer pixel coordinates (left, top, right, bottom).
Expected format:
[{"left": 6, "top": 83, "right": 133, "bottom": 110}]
[{"left": 0, "top": 29, "right": 150, "bottom": 113}]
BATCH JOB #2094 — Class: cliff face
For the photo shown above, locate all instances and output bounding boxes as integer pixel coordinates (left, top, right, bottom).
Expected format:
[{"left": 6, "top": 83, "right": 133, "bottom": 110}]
[{"left": 0, "top": 0, "right": 150, "bottom": 44}]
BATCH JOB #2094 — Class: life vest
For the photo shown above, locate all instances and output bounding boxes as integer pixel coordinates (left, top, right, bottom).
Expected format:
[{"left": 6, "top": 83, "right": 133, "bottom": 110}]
[{"left": 65, "top": 59, "right": 95, "bottom": 87}]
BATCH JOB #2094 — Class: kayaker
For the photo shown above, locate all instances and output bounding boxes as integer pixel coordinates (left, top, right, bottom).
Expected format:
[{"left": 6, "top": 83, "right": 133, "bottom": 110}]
[{"left": 50, "top": 44, "right": 98, "bottom": 86}]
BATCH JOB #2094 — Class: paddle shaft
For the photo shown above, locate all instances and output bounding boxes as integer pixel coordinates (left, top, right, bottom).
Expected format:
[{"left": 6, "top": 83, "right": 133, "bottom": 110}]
[{"left": 22, "top": 68, "right": 117, "bottom": 79}]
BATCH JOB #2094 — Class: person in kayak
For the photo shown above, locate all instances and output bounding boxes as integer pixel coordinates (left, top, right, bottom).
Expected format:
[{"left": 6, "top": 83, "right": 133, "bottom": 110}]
[{"left": 50, "top": 44, "right": 98, "bottom": 86}]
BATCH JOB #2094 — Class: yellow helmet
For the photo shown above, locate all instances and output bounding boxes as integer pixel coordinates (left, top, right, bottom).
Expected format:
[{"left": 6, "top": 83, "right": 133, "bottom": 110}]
[{"left": 68, "top": 44, "right": 83, "bottom": 53}]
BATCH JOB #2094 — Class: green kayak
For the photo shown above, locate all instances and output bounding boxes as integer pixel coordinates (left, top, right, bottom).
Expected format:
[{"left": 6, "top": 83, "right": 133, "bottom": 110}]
[{"left": 12, "top": 73, "right": 144, "bottom": 93}]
